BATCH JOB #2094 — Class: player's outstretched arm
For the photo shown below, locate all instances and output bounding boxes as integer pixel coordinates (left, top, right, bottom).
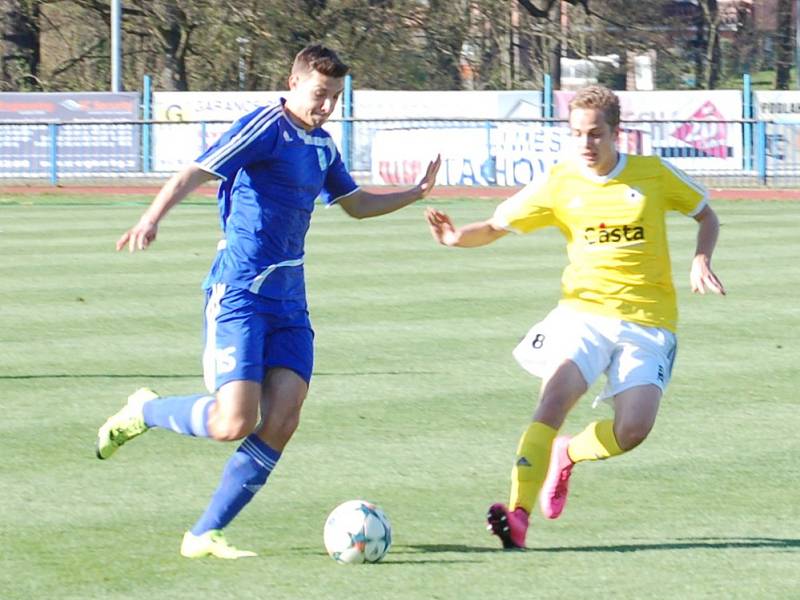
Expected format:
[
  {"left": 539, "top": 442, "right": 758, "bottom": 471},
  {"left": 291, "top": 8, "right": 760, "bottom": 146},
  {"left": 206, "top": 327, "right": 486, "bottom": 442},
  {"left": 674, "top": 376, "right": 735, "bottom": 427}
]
[
  {"left": 425, "top": 208, "right": 508, "bottom": 248},
  {"left": 337, "top": 155, "right": 441, "bottom": 219},
  {"left": 690, "top": 204, "right": 726, "bottom": 295},
  {"left": 116, "top": 164, "right": 217, "bottom": 253}
]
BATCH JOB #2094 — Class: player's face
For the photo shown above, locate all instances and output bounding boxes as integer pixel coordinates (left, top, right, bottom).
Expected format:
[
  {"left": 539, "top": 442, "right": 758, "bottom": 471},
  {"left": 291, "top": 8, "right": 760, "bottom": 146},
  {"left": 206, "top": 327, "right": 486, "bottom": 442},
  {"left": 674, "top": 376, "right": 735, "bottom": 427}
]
[
  {"left": 286, "top": 69, "right": 345, "bottom": 130},
  {"left": 569, "top": 107, "right": 618, "bottom": 176}
]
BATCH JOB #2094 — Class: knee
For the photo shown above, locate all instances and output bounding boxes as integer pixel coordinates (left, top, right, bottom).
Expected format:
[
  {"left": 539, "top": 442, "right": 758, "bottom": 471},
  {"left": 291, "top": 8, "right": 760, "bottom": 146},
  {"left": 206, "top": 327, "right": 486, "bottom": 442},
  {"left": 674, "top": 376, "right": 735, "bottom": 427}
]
[
  {"left": 260, "top": 395, "right": 304, "bottom": 443},
  {"left": 614, "top": 421, "right": 653, "bottom": 451},
  {"left": 209, "top": 413, "right": 258, "bottom": 442},
  {"left": 269, "top": 402, "right": 302, "bottom": 438}
]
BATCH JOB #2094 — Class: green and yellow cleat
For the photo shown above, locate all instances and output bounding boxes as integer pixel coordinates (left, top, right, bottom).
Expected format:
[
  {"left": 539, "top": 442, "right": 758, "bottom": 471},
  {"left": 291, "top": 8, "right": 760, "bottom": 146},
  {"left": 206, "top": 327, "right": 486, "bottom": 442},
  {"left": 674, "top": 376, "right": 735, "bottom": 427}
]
[
  {"left": 180, "top": 530, "right": 257, "bottom": 559},
  {"left": 95, "top": 387, "right": 157, "bottom": 460}
]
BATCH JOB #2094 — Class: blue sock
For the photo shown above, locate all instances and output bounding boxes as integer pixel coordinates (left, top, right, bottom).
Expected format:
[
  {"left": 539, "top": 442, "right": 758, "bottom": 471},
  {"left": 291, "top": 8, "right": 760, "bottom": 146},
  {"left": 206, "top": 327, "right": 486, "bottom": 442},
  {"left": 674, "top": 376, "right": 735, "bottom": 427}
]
[
  {"left": 191, "top": 435, "right": 281, "bottom": 535},
  {"left": 142, "top": 393, "right": 214, "bottom": 438}
]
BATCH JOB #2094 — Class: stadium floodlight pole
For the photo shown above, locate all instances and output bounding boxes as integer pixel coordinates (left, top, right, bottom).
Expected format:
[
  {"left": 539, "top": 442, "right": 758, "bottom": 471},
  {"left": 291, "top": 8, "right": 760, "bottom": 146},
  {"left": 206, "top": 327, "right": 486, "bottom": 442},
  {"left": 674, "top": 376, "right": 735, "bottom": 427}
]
[{"left": 111, "top": 0, "right": 122, "bottom": 92}]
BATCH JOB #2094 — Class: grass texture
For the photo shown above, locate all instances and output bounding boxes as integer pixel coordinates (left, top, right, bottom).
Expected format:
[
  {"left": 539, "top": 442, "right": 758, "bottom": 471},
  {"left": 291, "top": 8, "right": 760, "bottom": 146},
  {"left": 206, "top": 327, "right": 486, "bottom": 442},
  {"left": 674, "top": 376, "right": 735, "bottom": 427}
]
[{"left": 1, "top": 193, "right": 798, "bottom": 599}]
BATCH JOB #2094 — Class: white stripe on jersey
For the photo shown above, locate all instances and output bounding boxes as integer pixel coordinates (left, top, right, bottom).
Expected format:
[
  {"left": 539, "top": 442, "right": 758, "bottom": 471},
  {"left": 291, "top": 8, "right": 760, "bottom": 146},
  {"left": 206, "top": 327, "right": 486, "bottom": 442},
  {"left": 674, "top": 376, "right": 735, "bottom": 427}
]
[
  {"left": 199, "top": 103, "right": 282, "bottom": 172},
  {"left": 248, "top": 258, "right": 305, "bottom": 294},
  {"left": 291, "top": 126, "right": 338, "bottom": 169},
  {"left": 295, "top": 126, "right": 338, "bottom": 151},
  {"left": 660, "top": 158, "right": 709, "bottom": 215},
  {"left": 327, "top": 185, "right": 361, "bottom": 205}
]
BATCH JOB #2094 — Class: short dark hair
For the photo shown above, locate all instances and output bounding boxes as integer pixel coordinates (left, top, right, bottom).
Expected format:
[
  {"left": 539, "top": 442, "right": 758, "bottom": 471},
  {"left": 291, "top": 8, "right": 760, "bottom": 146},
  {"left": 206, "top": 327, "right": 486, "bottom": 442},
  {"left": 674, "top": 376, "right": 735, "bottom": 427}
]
[
  {"left": 292, "top": 44, "right": 349, "bottom": 78},
  {"left": 569, "top": 84, "right": 621, "bottom": 129}
]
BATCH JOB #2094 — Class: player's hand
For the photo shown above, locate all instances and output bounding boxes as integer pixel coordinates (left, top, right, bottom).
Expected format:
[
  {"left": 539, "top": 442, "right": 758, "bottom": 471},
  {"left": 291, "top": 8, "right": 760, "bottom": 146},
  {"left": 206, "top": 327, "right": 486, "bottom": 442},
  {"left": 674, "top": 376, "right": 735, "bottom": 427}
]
[
  {"left": 425, "top": 207, "right": 459, "bottom": 246},
  {"left": 416, "top": 154, "right": 441, "bottom": 199},
  {"left": 116, "top": 218, "right": 159, "bottom": 252},
  {"left": 690, "top": 255, "right": 725, "bottom": 295}
]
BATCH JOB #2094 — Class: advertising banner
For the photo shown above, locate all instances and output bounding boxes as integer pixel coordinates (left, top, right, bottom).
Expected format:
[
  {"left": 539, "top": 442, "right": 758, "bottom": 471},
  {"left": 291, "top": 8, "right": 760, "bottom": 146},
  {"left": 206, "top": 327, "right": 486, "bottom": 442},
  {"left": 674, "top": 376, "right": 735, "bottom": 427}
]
[
  {"left": 0, "top": 92, "right": 140, "bottom": 175},
  {"left": 754, "top": 90, "right": 800, "bottom": 122},
  {"left": 555, "top": 90, "right": 743, "bottom": 171},
  {"left": 151, "top": 91, "right": 344, "bottom": 172},
  {"left": 372, "top": 123, "right": 567, "bottom": 187},
  {"left": 753, "top": 91, "right": 800, "bottom": 170},
  {"left": 355, "top": 90, "right": 543, "bottom": 173},
  {"left": 353, "top": 90, "right": 543, "bottom": 119}
]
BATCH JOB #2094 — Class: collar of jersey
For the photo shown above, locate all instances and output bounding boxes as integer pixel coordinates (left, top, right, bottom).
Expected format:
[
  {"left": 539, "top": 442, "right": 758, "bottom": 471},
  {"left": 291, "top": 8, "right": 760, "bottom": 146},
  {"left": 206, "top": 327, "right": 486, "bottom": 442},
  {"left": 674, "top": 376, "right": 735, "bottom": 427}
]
[
  {"left": 280, "top": 96, "right": 318, "bottom": 136},
  {"left": 577, "top": 152, "right": 627, "bottom": 183}
]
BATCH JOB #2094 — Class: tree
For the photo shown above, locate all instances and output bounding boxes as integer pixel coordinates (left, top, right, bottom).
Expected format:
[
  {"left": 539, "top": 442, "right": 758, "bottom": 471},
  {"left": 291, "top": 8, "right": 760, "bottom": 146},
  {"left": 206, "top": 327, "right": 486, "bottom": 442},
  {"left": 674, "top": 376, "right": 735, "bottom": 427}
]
[
  {"left": 516, "top": 0, "right": 584, "bottom": 90},
  {"left": 0, "top": 0, "right": 783, "bottom": 93},
  {"left": 775, "top": 0, "right": 794, "bottom": 89},
  {"left": 694, "top": 0, "right": 724, "bottom": 90},
  {"left": 1, "top": 0, "right": 42, "bottom": 90}
]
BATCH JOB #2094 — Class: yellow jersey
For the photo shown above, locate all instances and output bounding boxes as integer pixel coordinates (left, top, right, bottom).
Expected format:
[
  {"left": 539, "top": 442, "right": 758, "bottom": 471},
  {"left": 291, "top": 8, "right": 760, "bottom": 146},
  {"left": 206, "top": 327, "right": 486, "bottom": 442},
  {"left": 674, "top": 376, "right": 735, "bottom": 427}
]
[{"left": 493, "top": 154, "right": 707, "bottom": 332}]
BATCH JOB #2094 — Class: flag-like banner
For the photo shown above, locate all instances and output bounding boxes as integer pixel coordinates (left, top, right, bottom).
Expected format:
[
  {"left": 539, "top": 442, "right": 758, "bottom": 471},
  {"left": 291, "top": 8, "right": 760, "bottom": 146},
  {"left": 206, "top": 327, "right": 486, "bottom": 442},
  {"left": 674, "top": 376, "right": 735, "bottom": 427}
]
[{"left": 0, "top": 92, "right": 140, "bottom": 176}]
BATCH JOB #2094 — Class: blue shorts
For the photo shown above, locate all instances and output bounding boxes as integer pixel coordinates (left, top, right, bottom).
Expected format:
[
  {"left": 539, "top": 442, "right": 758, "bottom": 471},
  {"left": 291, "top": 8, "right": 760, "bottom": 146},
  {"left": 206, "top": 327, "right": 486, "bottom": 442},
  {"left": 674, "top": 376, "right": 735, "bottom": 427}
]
[{"left": 202, "top": 283, "right": 314, "bottom": 392}]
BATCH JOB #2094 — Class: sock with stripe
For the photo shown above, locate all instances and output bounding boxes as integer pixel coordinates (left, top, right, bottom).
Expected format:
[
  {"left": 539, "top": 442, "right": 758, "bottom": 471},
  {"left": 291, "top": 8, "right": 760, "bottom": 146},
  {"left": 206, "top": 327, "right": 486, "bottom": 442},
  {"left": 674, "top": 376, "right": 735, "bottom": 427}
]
[
  {"left": 567, "top": 420, "right": 625, "bottom": 463},
  {"left": 142, "top": 393, "right": 214, "bottom": 438},
  {"left": 509, "top": 421, "right": 558, "bottom": 514},
  {"left": 190, "top": 435, "right": 281, "bottom": 535}
]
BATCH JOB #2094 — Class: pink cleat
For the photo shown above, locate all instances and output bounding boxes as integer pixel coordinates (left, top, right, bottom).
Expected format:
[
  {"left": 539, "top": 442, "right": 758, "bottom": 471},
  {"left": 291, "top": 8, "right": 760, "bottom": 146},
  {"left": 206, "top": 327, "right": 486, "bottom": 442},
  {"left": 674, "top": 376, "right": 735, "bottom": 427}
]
[
  {"left": 539, "top": 435, "right": 575, "bottom": 519},
  {"left": 486, "top": 503, "right": 528, "bottom": 549}
]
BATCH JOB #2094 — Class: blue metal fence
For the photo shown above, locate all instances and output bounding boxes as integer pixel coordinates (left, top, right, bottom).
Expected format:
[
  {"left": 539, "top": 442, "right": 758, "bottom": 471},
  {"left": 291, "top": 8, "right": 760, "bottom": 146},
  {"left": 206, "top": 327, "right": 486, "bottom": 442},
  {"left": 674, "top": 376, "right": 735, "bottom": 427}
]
[{"left": 1, "top": 117, "right": 799, "bottom": 187}]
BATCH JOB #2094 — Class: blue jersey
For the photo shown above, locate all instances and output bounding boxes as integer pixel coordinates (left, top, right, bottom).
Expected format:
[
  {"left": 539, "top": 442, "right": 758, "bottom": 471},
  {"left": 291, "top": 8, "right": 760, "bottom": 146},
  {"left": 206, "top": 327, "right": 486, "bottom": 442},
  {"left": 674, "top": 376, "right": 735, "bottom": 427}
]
[{"left": 195, "top": 99, "right": 359, "bottom": 301}]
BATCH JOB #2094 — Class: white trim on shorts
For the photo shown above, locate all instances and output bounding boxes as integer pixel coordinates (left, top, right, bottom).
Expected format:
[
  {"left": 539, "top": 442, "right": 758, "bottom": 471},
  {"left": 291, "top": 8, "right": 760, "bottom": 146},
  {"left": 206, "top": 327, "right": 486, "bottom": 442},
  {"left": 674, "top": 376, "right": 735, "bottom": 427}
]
[{"left": 203, "top": 282, "right": 226, "bottom": 393}]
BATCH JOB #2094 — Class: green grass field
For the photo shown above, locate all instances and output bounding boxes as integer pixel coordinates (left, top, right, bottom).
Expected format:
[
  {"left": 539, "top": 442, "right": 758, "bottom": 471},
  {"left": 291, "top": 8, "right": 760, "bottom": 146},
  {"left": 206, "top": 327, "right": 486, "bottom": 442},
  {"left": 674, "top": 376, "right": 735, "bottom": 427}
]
[{"left": 1, "top": 193, "right": 798, "bottom": 599}]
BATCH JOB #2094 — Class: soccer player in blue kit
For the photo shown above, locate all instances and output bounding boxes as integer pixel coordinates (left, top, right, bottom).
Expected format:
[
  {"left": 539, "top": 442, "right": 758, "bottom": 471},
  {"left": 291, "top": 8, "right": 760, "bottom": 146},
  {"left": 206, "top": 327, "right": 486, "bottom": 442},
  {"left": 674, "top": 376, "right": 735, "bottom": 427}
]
[{"left": 95, "top": 44, "right": 441, "bottom": 559}]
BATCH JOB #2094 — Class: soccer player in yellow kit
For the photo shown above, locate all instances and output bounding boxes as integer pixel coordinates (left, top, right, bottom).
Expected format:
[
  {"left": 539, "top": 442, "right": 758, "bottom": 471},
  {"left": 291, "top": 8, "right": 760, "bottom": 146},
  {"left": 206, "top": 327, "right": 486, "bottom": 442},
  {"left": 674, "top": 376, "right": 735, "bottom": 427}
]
[{"left": 425, "top": 85, "right": 725, "bottom": 549}]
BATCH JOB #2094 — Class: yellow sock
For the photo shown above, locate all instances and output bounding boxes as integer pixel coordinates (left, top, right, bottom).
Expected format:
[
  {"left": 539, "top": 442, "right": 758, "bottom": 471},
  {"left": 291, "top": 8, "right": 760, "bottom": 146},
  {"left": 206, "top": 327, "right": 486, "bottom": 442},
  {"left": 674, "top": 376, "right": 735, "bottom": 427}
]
[
  {"left": 509, "top": 421, "right": 557, "bottom": 513},
  {"left": 567, "top": 420, "right": 625, "bottom": 463}
]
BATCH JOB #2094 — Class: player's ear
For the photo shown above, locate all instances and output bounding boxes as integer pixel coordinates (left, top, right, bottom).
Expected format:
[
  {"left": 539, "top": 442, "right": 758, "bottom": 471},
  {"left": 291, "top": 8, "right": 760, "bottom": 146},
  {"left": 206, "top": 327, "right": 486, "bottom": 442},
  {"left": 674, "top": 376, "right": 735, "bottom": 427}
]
[{"left": 288, "top": 73, "right": 300, "bottom": 90}]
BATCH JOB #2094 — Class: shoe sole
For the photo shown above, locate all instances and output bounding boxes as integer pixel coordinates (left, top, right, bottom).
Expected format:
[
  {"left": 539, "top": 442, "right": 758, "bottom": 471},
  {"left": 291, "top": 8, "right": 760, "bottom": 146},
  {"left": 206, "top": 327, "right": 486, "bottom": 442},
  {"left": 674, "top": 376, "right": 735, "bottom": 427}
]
[
  {"left": 95, "top": 397, "right": 151, "bottom": 461},
  {"left": 95, "top": 440, "right": 116, "bottom": 460},
  {"left": 486, "top": 505, "right": 523, "bottom": 550},
  {"left": 180, "top": 546, "right": 257, "bottom": 559},
  {"left": 95, "top": 427, "right": 114, "bottom": 460}
]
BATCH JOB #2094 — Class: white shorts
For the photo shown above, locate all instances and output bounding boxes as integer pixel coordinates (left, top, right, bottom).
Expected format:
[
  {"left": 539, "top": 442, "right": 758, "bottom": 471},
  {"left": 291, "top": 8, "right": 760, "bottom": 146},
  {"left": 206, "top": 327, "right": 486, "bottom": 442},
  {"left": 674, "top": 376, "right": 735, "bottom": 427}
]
[{"left": 512, "top": 305, "right": 677, "bottom": 406}]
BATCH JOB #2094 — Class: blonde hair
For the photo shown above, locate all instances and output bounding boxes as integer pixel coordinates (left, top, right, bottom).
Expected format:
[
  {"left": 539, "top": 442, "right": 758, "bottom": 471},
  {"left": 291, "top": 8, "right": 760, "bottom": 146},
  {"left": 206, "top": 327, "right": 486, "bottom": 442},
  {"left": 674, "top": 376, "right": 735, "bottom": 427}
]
[{"left": 568, "top": 85, "right": 620, "bottom": 129}]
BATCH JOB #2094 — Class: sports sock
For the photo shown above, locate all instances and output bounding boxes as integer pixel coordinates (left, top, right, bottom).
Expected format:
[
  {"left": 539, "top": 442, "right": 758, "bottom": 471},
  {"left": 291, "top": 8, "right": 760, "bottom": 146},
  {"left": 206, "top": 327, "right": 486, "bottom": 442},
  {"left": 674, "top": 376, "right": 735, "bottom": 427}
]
[
  {"left": 567, "top": 420, "right": 625, "bottom": 463},
  {"left": 142, "top": 393, "right": 214, "bottom": 437},
  {"left": 190, "top": 435, "right": 281, "bottom": 535},
  {"left": 509, "top": 421, "right": 558, "bottom": 514}
]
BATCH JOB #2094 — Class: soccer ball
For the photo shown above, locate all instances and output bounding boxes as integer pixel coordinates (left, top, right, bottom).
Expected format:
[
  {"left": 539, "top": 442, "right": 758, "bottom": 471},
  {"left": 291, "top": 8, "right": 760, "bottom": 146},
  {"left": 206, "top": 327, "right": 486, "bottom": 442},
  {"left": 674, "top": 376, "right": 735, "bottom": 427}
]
[{"left": 323, "top": 500, "right": 392, "bottom": 564}]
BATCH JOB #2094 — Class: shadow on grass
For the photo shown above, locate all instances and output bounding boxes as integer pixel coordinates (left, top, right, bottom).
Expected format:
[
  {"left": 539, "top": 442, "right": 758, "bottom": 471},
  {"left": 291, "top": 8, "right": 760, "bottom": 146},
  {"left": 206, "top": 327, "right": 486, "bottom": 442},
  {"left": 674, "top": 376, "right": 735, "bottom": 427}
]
[
  {"left": 287, "top": 547, "right": 479, "bottom": 564},
  {"left": 314, "top": 371, "right": 440, "bottom": 377},
  {"left": 400, "top": 538, "right": 800, "bottom": 555},
  {"left": 393, "top": 544, "right": 507, "bottom": 555},
  {"left": 380, "top": 558, "right": 481, "bottom": 565},
  {"left": 0, "top": 373, "right": 199, "bottom": 380},
  {"left": 0, "top": 370, "right": 438, "bottom": 380}
]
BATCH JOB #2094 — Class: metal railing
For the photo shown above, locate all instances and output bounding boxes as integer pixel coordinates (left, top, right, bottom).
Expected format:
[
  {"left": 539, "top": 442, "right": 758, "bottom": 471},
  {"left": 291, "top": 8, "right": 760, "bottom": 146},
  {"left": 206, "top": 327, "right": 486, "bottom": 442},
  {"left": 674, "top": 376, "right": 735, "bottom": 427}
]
[{"left": 1, "top": 118, "right": 798, "bottom": 187}]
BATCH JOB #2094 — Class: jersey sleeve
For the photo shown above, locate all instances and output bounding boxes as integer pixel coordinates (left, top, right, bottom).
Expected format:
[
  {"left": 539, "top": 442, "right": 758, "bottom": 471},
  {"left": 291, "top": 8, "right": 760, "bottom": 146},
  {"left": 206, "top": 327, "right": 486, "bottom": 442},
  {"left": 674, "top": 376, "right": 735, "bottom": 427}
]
[
  {"left": 659, "top": 157, "right": 709, "bottom": 216},
  {"left": 320, "top": 145, "right": 359, "bottom": 206},
  {"left": 492, "top": 173, "right": 557, "bottom": 233},
  {"left": 194, "top": 104, "right": 282, "bottom": 181}
]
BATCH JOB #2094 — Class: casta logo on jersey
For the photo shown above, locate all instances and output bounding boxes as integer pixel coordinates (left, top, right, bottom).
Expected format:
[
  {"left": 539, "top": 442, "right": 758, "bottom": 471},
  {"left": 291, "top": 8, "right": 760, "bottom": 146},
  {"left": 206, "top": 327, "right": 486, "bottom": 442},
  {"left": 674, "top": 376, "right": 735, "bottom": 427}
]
[{"left": 584, "top": 222, "right": 645, "bottom": 245}]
